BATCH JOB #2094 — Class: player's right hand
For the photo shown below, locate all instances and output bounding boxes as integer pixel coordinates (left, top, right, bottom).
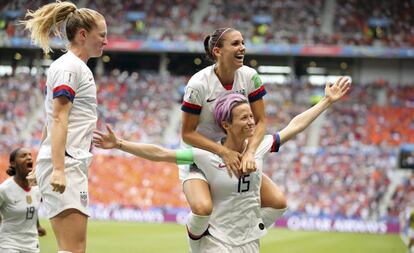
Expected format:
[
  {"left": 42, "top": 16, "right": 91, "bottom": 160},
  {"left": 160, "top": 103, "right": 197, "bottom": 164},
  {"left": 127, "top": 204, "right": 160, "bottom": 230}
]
[
  {"left": 93, "top": 124, "right": 118, "bottom": 149},
  {"left": 50, "top": 170, "right": 66, "bottom": 194},
  {"left": 220, "top": 147, "right": 242, "bottom": 178}
]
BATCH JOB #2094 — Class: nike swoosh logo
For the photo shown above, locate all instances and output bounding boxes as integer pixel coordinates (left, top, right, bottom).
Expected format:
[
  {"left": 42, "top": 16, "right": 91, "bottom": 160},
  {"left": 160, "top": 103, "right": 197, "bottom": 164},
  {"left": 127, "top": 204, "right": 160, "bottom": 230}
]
[
  {"left": 218, "top": 163, "right": 226, "bottom": 168},
  {"left": 206, "top": 98, "right": 216, "bottom": 103}
]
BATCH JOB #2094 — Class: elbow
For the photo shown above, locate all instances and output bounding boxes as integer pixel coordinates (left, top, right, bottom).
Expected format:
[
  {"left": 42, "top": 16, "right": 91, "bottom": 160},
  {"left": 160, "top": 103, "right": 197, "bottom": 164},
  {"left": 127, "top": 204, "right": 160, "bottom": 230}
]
[{"left": 181, "top": 129, "right": 193, "bottom": 144}]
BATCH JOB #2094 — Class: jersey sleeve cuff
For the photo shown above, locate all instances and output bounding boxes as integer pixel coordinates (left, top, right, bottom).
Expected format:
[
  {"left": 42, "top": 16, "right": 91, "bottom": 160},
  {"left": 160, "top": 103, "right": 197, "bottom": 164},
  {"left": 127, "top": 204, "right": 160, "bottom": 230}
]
[
  {"left": 181, "top": 101, "right": 202, "bottom": 115},
  {"left": 248, "top": 85, "right": 266, "bottom": 103},
  {"left": 53, "top": 85, "right": 75, "bottom": 103},
  {"left": 271, "top": 133, "right": 281, "bottom": 152}
]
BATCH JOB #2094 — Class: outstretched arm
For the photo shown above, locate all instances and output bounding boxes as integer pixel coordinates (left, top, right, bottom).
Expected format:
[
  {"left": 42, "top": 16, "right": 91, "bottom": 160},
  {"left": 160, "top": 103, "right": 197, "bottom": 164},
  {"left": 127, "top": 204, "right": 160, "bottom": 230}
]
[
  {"left": 279, "top": 77, "right": 350, "bottom": 145},
  {"left": 93, "top": 125, "right": 177, "bottom": 163}
]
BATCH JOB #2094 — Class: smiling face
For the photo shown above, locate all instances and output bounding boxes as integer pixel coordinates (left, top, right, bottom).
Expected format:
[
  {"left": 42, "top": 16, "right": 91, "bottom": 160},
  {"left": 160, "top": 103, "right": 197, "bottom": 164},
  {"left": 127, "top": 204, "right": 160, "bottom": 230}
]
[
  {"left": 223, "top": 103, "right": 255, "bottom": 140},
  {"left": 214, "top": 30, "right": 245, "bottom": 71},
  {"left": 11, "top": 148, "right": 33, "bottom": 178}
]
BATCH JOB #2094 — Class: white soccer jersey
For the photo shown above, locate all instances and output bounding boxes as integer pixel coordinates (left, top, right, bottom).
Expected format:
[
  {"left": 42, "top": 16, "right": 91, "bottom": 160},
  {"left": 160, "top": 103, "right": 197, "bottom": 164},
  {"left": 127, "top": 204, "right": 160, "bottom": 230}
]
[
  {"left": 0, "top": 178, "right": 42, "bottom": 252},
  {"left": 177, "top": 134, "right": 280, "bottom": 246},
  {"left": 181, "top": 65, "right": 266, "bottom": 142},
  {"left": 37, "top": 50, "right": 97, "bottom": 162}
]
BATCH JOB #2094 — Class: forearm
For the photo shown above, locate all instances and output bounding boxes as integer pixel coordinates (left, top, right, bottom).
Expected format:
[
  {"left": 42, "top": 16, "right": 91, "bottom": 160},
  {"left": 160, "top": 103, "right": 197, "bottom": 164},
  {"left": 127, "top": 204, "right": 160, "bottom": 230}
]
[
  {"left": 182, "top": 131, "right": 226, "bottom": 156},
  {"left": 117, "top": 139, "right": 177, "bottom": 163},
  {"left": 245, "top": 119, "right": 266, "bottom": 154},
  {"left": 280, "top": 97, "right": 332, "bottom": 144},
  {"left": 51, "top": 117, "right": 67, "bottom": 171},
  {"left": 291, "top": 97, "right": 331, "bottom": 131}
]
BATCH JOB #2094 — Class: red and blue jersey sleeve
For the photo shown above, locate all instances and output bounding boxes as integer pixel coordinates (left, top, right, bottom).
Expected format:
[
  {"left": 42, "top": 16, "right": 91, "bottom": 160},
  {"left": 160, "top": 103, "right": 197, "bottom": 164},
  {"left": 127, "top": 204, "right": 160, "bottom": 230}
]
[
  {"left": 248, "top": 72, "right": 266, "bottom": 103},
  {"left": 181, "top": 85, "right": 203, "bottom": 115},
  {"left": 51, "top": 67, "right": 78, "bottom": 103},
  {"left": 271, "top": 133, "right": 281, "bottom": 153},
  {"left": 53, "top": 84, "right": 76, "bottom": 102}
]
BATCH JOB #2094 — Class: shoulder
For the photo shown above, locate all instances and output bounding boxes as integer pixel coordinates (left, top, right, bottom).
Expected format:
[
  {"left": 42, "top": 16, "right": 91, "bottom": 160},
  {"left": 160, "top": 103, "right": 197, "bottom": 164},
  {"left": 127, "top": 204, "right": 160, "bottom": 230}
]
[
  {"left": 237, "top": 65, "right": 258, "bottom": 77},
  {"left": 0, "top": 178, "right": 12, "bottom": 195},
  {"left": 187, "top": 66, "right": 213, "bottom": 89},
  {"left": 255, "top": 134, "right": 275, "bottom": 157},
  {"left": 192, "top": 147, "right": 214, "bottom": 163},
  {"left": 49, "top": 52, "right": 82, "bottom": 74},
  {"left": 193, "top": 147, "right": 212, "bottom": 157}
]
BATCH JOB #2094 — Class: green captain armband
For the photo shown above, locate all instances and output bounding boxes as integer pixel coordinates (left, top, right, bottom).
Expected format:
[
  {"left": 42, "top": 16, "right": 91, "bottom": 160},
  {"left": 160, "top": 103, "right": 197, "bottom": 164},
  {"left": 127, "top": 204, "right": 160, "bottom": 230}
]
[{"left": 176, "top": 149, "right": 194, "bottom": 165}]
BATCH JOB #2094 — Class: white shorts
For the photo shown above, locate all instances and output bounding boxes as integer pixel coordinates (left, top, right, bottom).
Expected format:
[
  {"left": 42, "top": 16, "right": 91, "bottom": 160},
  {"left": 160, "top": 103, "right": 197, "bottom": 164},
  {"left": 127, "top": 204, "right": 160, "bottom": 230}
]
[
  {"left": 0, "top": 247, "right": 38, "bottom": 253},
  {"left": 179, "top": 164, "right": 207, "bottom": 183},
  {"left": 35, "top": 157, "right": 90, "bottom": 219},
  {"left": 199, "top": 235, "right": 259, "bottom": 253}
]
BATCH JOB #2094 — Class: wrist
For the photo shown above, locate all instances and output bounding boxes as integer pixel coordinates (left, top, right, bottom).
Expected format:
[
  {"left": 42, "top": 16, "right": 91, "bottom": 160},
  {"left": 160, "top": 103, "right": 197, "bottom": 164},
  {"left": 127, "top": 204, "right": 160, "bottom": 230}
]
[
  {"left": 217, "top": 145, "right": 227, "bottom": 157},
  {"left": 244, "top": 150, "right": 255, "bottom": 155},
  {"left": 322, "top": 96, "right": 333, "bottom": 106},
  {"left": 52, "top": 167, "right": 64, "bottom": 172},
  {"left": 117, "top": 139, "right": 123, "bottom": 149}
]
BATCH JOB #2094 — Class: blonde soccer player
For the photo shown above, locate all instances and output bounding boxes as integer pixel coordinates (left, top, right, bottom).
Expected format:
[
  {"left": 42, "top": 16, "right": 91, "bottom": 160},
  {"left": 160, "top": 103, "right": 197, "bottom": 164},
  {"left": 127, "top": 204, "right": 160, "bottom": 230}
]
[{"left": 21, "top": 1, "right": 107, "bottom": 252}]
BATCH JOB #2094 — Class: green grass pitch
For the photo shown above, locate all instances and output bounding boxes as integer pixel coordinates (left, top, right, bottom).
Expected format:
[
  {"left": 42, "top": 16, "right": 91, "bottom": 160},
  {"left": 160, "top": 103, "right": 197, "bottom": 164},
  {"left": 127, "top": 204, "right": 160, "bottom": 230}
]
[{"left": 38, "top": 219, "right": 406, "bottom": 253}]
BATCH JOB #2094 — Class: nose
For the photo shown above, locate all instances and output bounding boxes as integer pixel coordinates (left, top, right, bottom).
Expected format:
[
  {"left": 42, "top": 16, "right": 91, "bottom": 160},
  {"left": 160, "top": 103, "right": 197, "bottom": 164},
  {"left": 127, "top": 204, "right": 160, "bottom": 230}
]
[
  {"left": 239, "top": 44, "right": 246, "bottom": 52},
  {"left": 248, "top": 116, "right": 255, "bottom": 125},
  {"left": 103, "top": 37, "right": 108, "bottom": 46}
]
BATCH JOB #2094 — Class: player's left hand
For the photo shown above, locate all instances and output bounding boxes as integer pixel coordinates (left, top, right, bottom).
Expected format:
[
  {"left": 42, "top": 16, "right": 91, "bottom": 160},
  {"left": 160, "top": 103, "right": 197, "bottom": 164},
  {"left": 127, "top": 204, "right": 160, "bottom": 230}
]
[
  {"left": 240, "top": 151, "right": 256, "bottom": 174},
  {"left": 325, "top": 76, "right": 351, "bottom": 103},
  {"left": 37, "top": 226, "right": 46, "bottom": 236}
]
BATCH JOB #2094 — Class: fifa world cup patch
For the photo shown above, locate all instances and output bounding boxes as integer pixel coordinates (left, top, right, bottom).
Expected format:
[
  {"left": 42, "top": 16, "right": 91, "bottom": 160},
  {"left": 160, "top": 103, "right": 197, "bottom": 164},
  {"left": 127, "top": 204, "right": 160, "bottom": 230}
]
[{"left": 80, "top": 191, "right": 88, "bottom": 207}]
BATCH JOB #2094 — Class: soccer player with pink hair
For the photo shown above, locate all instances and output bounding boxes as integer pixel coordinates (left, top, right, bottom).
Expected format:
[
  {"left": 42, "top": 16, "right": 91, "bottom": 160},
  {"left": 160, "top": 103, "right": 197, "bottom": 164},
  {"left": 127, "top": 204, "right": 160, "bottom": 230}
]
[{"left": 93, "top": 76, "right": 350, "bottom": 252}]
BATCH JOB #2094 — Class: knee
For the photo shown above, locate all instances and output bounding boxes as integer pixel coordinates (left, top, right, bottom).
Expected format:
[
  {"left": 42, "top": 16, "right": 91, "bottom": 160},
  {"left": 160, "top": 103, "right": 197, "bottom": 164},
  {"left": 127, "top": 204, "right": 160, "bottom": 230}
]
[{"left": 191, "top": 200, "right": 213, "bottom": 216}]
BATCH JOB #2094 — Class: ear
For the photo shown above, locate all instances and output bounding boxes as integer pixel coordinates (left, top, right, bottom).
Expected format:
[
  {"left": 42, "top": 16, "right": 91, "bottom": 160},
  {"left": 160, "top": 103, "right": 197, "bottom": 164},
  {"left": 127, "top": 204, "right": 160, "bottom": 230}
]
[
  {"left": 78, "top": 28, "right": 87, "bottom": 41},
  {"left": 221, "top": 120, "right": 230, "bottom": 131},
  {"left": 212, "top": 47, "right": 221, "bottom": 59},
  {"left": 10, "top": 161, "right": 16, "bottom": 168}
]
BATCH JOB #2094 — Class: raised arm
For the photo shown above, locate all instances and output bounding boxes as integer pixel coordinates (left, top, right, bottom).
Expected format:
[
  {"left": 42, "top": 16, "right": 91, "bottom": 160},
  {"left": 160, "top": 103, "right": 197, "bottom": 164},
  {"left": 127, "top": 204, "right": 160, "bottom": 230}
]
[
  {"left": 279, "top": 77, "right": 350, "bottom": 145},
  {"left": 93, "top": 125, "right": 177, "bottom": 163}
]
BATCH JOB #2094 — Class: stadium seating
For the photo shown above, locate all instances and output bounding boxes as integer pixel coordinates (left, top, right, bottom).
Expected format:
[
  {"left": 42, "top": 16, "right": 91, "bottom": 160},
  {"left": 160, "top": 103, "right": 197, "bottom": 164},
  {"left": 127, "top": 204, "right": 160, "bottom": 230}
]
[
  {"left": 1, "top": 0, "right": 413, "bottom": 46},
  {"left": 1, "top": 70, "right": 413, "bottom": 220}
]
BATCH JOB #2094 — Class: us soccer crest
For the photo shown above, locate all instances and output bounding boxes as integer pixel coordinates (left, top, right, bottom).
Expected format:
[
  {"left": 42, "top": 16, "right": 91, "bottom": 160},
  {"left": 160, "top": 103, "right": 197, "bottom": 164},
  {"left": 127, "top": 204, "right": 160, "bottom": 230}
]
[
  {"left": 26, "top": 195, "right": 32, "bottom": 204},
  {"left": 80, "top": 191, "right": 88, "bottom": 207}
]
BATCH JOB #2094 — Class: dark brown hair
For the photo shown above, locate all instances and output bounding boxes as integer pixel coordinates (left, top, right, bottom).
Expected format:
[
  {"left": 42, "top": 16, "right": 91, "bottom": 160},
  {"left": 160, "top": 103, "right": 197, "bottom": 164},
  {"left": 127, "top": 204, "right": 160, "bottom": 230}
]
[
  {"left": 203, "top": 28, "right": 235, "bottom": 62},
  {"left": 6, "top": 148, "right": 21, "bottom": 176}
]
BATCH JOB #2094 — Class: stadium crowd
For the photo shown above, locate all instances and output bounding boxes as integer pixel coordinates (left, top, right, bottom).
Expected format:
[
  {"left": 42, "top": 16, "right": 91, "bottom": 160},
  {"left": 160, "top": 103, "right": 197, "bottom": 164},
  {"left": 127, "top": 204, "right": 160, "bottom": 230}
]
[
  {"left": 1, "top": 0, "right": 413, "bottom": 47},
  {"left": 1, "top": 70, "right": 413, "bottom": 222}
]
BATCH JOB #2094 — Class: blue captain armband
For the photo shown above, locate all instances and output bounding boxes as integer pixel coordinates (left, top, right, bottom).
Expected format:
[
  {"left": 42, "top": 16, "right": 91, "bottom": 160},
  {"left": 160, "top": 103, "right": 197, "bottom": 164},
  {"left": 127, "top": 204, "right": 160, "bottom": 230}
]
[{"left": 176, "top": 149, "right": 194, "bottom": 165}]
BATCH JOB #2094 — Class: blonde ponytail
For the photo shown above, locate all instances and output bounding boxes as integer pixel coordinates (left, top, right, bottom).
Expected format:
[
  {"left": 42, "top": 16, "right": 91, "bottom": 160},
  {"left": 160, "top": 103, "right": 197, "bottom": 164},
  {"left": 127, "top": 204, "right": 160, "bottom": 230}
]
[{"left": 21, "top": 1, "right": 77, "bottom": 54}]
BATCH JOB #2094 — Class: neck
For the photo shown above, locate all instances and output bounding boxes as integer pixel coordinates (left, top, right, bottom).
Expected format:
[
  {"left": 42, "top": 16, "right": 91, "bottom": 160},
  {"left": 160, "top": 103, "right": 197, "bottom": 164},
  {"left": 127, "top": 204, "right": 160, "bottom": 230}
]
[
  {"left": 215, "top": 63, "right": 235, "bottom": 85},
  {"left": 223, "top": 134, "right": 247, "bottom": 154},
  {"left": 68, "top": 46, "right": 89, "bottom": 63},
  {"left": 13, "top": 176, "right": 29, "bottom": 191}
]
